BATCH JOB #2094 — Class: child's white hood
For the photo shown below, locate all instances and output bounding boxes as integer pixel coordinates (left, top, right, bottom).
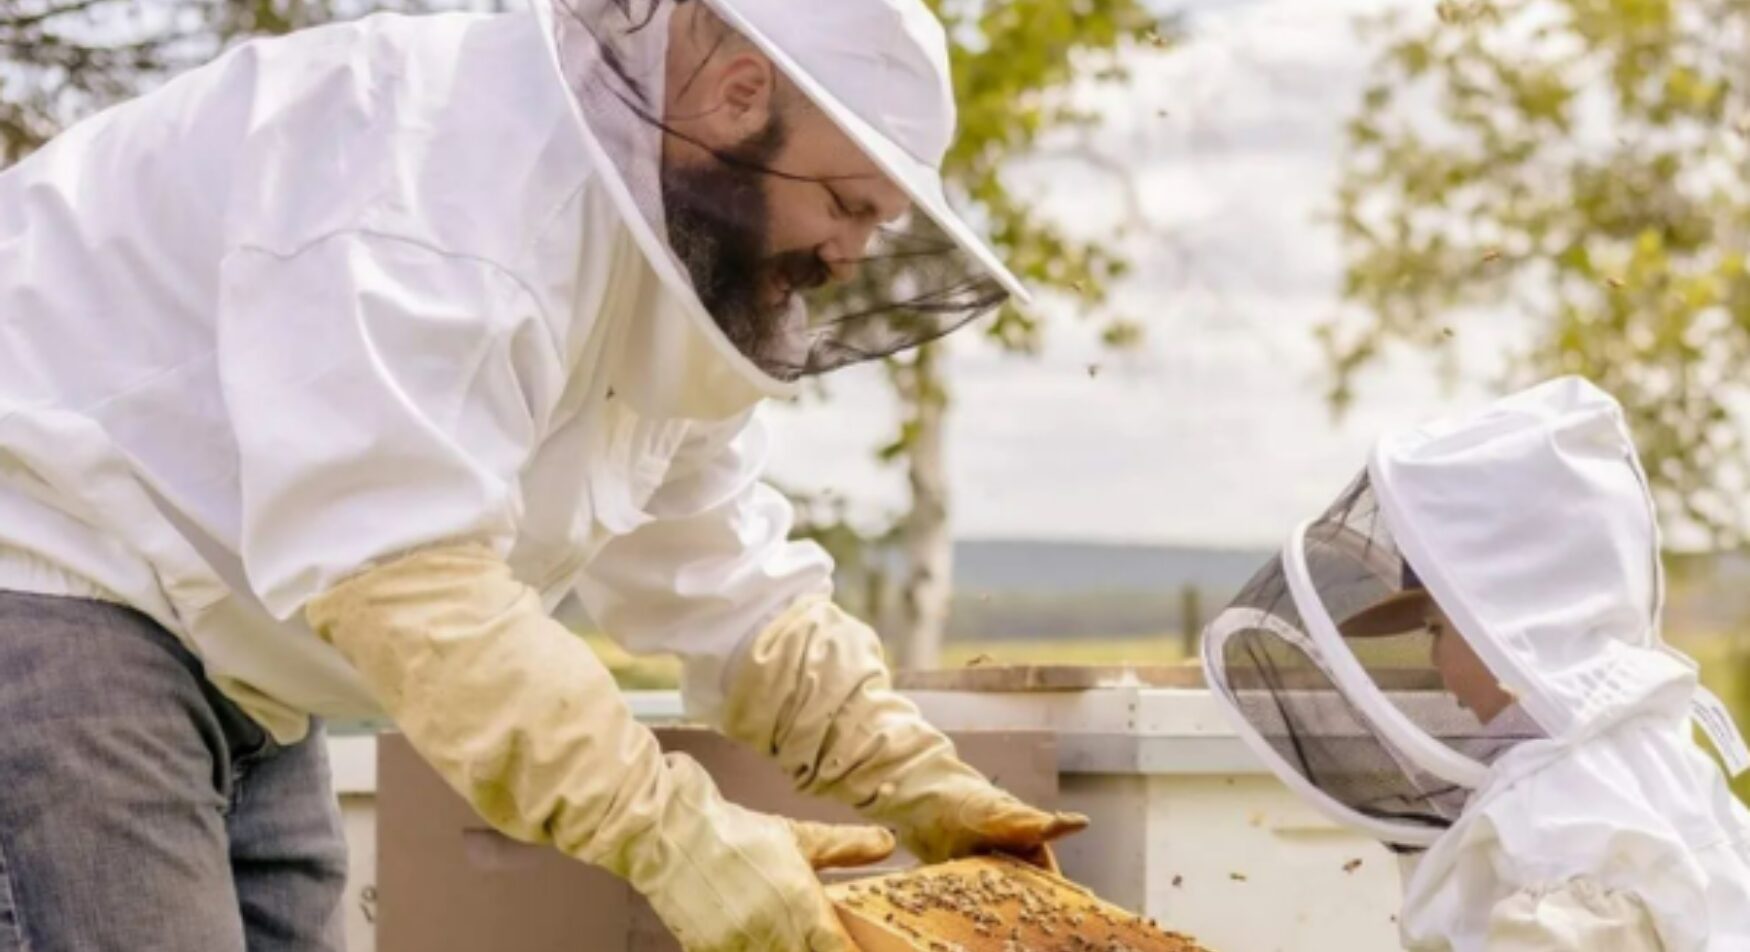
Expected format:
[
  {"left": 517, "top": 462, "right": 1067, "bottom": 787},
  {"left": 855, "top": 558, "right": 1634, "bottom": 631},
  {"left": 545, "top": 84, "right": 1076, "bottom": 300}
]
[
  {"left": 1203, "top": 377, "right": 1750, "bottom": 950},
  {"left": 1378, "top": 377, "right": 1750, "bottom": 950},
  {"left": 1370, "top": 376, "right": 1697, "bottom": 741}
]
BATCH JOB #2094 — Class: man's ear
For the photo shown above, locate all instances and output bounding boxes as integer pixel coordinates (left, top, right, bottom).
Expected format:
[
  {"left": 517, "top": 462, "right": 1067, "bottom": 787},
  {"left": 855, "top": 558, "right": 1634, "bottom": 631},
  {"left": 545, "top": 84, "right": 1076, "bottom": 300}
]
[{"left": 706, "top": 51, "right": 778, "bottom": 143}]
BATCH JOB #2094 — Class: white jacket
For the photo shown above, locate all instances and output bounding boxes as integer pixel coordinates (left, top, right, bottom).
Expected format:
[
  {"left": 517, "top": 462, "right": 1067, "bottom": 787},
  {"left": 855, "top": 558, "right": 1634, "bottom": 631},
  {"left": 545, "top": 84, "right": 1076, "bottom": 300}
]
[
  {"left": 0, "top": 10, "right": 831, "bottom": 740},
  {"left": 1371, "top": 378, "right": 1750, "bottom": 951},
  {"left": 1400, "top": 714, "right": 1750, "bottom": 950}
]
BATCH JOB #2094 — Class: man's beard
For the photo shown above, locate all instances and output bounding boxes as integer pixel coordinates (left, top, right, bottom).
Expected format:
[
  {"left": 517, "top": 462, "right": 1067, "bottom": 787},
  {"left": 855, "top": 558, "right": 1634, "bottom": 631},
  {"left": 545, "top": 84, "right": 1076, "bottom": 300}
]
[{"left": 661, "top": 118, "right": 831, "bottom": 374}]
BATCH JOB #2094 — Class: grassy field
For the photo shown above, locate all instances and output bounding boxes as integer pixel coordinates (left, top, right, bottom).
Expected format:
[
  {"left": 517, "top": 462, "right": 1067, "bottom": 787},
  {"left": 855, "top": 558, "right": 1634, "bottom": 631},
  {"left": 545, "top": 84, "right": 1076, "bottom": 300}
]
[
  {"left": 586, "top": 633, "right": 1194, "bottom": 691},
  {"left": 1670, "top": 635, "right": 1750, "bottom": 802}
]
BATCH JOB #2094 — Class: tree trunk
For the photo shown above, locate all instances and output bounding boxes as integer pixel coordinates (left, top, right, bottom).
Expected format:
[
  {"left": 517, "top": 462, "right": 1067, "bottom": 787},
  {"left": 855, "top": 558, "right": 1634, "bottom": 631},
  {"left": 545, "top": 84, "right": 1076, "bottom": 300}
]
[
  {"left": 896, "top": 344, "right": 952, "bottom": 671},
  {"left": 1179, "top": 584, "right": 1204, "bottom": 659}
]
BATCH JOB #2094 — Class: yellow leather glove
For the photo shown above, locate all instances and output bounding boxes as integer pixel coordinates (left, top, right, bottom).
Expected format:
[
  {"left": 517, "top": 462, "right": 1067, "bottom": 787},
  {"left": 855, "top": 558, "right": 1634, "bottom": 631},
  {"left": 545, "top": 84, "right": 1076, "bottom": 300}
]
[
  {"left": 720, "top": 598, "right": 1088, "bottom": 866},
  {"left": 305, "top": 545, "right": 893, "bottom": 952}
]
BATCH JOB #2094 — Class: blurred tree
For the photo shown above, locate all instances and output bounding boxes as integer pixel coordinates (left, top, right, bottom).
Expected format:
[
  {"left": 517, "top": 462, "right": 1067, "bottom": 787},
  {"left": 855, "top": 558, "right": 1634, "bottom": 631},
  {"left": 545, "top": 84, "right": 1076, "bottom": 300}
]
[
  {"left": 783, "top": 482, "right": 899, "bottom": 629},
  {"left": 0, "top": 0, "right": 505, "bottom": 162},
  {"left": 1178, "top": 583, "right": 1202, "bottom": 657},
  {"left": 1333, "top": 0, "right": 1750, "bottom": 800},
  {"left": 0, "top": 0, "right": 1166, "bottom": 670},
  {"left": 862, "top": 0, "right": 1168, "bottom": 669},
  {"left": 1329, "top": 0, "right": 1750, "bottom": 546}
]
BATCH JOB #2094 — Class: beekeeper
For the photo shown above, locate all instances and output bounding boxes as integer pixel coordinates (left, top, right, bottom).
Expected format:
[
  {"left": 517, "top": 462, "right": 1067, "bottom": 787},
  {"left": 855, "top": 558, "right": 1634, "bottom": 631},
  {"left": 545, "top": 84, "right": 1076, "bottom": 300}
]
[
  {"left": 1202, "top": 377, "right": 1750, "bottom": 951},
  {"left": 0, "top": 1, "right": 1086, "bottom": 949}
]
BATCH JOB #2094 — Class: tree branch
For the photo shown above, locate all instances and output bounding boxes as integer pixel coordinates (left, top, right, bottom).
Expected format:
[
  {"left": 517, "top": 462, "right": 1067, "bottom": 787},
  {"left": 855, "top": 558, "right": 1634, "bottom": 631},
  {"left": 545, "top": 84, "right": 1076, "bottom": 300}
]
[{"left": 0, "top": 0, "right": 114, "bottom": 31}]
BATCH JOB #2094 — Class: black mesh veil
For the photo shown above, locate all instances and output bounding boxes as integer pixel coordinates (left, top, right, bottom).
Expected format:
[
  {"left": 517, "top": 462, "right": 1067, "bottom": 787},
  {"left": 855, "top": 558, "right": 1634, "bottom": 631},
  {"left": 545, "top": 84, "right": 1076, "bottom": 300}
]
[
  {"left": 1201, "top": 473, "right": 1546, "bottom": 847},
  {"left": 542, "top": 0, "right": 1012, "bottom": 381}
]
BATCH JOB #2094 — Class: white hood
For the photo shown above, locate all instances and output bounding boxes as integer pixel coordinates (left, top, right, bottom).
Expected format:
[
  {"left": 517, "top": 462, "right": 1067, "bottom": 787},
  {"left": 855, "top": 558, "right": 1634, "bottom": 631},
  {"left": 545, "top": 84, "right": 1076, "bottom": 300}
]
[
  {"left": 1375, "top": 378, "right": 1750, "bottom": 951},
  {"left": 1204, "top": 376, "right": 1750, "bottom": 951},
  {"left": 525, "top": 0, "right": 1029, "bottom": 417},
  {"left": 1371, "top": 375, "right": 1699, "bottom": 743}
]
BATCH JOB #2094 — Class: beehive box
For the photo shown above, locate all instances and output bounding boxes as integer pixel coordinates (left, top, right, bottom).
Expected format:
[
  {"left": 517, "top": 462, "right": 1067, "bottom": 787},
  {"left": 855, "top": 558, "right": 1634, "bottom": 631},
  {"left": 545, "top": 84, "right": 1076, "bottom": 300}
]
[
  {"left": 829, "top": 855, "right": 1215, "bottom": 952},
  {"left": 376, "top": 729, "right": 1062, "bottom": 952}
]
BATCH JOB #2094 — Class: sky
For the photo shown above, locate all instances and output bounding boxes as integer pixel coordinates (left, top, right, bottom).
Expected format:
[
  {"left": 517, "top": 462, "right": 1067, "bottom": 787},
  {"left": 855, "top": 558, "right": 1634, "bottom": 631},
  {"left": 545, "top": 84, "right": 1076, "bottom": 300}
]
[{"left": 764, "top": 0, "right": 1512, "bottom": 550}]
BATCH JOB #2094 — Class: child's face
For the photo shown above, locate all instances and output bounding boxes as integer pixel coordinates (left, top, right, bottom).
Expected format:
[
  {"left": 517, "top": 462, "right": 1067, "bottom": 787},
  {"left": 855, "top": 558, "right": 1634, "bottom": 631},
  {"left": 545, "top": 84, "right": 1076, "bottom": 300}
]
[{"left": 1424, "top": 601, "right": 1515, "bottom": 724}]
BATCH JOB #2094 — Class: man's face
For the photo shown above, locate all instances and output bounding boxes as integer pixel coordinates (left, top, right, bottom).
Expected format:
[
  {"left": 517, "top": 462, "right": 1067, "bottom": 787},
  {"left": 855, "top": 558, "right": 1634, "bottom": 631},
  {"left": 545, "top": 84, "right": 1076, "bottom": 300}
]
[
  {"left": 1425, "top": 602, "right": 1514, "bottom": 724},
  {"left": 661, "top": 9, "right": 909, "bottom": 369},
  {"left": 661, "top": 111, "right": 909, "bottom": 367}
]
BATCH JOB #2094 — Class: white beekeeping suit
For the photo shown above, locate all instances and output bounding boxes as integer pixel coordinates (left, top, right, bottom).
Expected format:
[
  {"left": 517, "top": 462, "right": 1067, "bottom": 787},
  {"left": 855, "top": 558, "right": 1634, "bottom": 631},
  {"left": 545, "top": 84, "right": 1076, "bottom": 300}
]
[
  {"left": 1203, "top": 377, "right": 1750, "bottom": 951},
  {"left": 0, "top": 0, "right": 1025, "bottom": 735},
  {"left": 0, "top": 1, "right": 1083, "bottom": 948}
]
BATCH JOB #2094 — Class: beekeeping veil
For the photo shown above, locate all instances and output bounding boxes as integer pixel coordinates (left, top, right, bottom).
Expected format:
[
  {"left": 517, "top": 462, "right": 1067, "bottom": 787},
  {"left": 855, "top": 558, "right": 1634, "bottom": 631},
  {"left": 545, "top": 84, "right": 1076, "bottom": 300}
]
[
  {"left": 1202, "top": 377, "right": 1741, "bottom": 851},
  {"left": 530, "top": 0, "right": 1025, "bottom": 395},
  {"left": 1202, "top": 473, "right": 1546, "bottom": 848}
]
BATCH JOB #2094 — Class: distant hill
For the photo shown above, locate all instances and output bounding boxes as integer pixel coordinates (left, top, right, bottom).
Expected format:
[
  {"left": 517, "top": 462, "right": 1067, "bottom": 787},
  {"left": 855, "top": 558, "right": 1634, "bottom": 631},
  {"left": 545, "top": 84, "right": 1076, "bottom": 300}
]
[
  {"left": 557, "top": 538, "right": 1273, "bottom": 640},
  {"left": 944, "top": 540, "right": 1750, "bottom": 641},
  {"left": 953, "top": 538, "right": 1269, "bottom": 597},
  {"left": 562, "top": 536, "right": 1750, "bottom": 643},
  {"left": 945, "top": 539, "right": 1271, "bottom": 640}
]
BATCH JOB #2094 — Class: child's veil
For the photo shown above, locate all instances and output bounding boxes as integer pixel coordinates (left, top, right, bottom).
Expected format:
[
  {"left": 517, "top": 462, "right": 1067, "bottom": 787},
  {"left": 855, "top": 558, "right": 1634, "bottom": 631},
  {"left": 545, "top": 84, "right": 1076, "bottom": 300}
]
[{"left": 1201, "top": 377, "right": 1735, "bottom": 850}]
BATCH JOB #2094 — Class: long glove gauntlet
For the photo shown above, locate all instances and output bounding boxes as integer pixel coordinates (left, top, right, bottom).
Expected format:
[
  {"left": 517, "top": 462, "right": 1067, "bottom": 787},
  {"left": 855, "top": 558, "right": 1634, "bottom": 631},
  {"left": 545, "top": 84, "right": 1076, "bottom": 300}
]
[
  {"left": 306, "top": 546, "right": 892, "bottom": 951},
  {"left": 720, "top": 597, "right": 1087, "bottom": 864}
]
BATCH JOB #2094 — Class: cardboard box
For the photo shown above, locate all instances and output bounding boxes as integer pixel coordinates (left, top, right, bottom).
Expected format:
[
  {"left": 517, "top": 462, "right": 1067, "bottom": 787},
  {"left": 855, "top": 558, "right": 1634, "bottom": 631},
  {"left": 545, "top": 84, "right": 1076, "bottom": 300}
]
[{"left": 377, "top": 729, "right": 1060, "bottom": 952}]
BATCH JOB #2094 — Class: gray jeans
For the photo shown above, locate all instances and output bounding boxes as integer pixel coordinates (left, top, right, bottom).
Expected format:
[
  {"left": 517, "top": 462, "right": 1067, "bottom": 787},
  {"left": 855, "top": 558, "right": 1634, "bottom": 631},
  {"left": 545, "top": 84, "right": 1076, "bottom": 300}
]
[{"left": 0, "top": 592, "right": 348, "bottom": 950}]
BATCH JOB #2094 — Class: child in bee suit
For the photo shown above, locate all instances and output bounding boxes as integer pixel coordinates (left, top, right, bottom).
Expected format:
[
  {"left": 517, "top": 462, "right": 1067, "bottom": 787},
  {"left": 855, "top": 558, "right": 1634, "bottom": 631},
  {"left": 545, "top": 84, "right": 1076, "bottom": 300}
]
[{"left": 1201, "top": 376, "right": 1750, "bottom": 951}]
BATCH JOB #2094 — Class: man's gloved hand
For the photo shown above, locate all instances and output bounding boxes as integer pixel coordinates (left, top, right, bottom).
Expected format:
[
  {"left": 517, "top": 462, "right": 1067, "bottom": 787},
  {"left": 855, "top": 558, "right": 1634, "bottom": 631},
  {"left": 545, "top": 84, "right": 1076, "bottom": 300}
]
[
  {"left": 306, "top": 545, "right": 894, "bottom": 951},
  {"left": 790, "top": 818, "right": 902, "bottom": 871},
  {"left": 720, "top": 598, "right": 1089, "bottom": 867},
  {"left": 618, "top": 757, "right": 896, "bottom": 952},
  {"left": 870, "top": 769, "right": 1086, "bottom": 873}
]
